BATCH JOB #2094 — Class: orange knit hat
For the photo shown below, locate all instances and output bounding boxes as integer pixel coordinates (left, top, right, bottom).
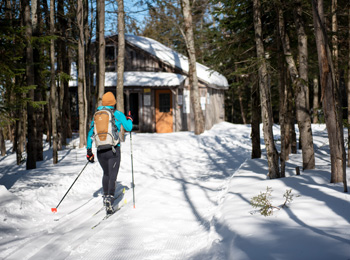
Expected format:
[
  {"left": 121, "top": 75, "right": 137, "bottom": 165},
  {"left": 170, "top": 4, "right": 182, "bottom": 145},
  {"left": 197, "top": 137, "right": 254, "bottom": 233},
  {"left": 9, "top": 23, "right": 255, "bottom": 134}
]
[{"left": 102, "top": 92, "right": 116, "bottom": 106}]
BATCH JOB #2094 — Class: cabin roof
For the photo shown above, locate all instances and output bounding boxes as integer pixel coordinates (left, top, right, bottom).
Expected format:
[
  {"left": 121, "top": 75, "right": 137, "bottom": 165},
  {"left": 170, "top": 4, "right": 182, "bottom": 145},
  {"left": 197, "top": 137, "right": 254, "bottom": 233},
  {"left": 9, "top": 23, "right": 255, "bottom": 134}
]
[
  {"left": 125, "top": 35, "right": 228, "bottom": 89},
  {"left": 69, "top": 35, "right": 229, "bottom": 89}
]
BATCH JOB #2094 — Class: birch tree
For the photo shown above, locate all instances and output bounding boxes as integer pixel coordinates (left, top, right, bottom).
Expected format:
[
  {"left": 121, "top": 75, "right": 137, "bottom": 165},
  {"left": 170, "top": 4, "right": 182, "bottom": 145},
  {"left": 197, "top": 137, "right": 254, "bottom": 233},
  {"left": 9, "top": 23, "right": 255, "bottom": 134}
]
[
  {"left": 312, "top": 0, "right": 347, "bottom": 192},
  {"left": 253, "top": 0, "right": 280, "bottom": 178}
]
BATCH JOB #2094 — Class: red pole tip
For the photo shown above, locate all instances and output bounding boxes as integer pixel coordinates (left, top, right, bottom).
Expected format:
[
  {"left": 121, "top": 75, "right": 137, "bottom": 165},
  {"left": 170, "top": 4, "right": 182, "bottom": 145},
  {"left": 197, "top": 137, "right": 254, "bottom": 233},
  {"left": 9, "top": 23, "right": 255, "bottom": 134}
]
[{"left": 51, "top": 208, "right": 57, "bottom": 213}]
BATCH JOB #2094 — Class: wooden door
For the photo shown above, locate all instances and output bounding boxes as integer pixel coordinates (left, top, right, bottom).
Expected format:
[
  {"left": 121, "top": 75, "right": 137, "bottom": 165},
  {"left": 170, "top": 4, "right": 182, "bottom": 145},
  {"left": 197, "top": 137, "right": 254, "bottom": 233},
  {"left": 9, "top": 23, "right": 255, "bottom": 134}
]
[{"left": 155, "top": 89, "right": 173, "bottom": 133}]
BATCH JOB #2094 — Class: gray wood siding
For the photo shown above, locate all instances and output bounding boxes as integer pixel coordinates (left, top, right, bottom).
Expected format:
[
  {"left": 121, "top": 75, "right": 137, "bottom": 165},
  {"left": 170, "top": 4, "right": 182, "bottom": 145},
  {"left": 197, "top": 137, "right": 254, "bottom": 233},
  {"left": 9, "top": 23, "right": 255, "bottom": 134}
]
[{"left": 103, "top": 36, "right": 184, "bottom": 75}]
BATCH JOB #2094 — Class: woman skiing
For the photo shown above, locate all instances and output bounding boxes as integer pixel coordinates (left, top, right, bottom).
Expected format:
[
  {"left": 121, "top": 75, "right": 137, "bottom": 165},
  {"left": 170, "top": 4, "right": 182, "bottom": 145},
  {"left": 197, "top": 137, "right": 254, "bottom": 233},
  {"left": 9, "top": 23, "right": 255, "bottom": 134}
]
[{"left": 86, "top": 92, "right": 133, "bottom": 214}]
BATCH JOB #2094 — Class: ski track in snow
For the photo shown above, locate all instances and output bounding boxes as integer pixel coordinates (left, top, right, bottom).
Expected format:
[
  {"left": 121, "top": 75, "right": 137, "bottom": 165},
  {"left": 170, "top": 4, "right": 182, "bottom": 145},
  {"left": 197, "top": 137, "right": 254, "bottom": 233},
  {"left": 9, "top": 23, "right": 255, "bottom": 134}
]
[
  {"left": 2, "top": 123, "right": 349, "bottom": 259},
  {"left": 0, "top": 123, "right": 251, "bottom": 260}
]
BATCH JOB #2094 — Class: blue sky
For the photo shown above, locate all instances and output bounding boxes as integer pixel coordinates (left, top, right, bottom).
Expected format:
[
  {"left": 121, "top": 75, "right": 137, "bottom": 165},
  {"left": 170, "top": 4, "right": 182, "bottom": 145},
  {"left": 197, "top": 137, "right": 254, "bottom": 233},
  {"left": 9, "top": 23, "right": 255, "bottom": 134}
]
[{"left": 105, "top": 0, "right": 149, "bottom": 35}]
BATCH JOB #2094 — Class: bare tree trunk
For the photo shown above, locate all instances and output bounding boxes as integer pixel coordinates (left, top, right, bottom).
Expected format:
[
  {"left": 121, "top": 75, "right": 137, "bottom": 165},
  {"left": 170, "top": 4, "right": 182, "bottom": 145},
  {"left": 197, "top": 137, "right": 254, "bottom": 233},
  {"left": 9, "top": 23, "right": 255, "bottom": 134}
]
[
  {"left": 97, "top": 0, "right": 105, "bottom": 107},
  {"left": 42, "top": 0, "right": 51, "bottom": 145},
  {"left": 0, "top": 128, "right": 6, "bottom": 156},
  {"left": 52, "top": 0, "right": 62, "bottom": 151},
  {"left": 277, "top": 32, "right": 287, "bottom": 177},
  {"left": 57, "top": 0, "right": 64, "bottom": 145},
  {"left": 66, "top": 6, "right": 73, "bottom": 139},
  {"left": 290, "top": 86, "right": 297, "bottom": 154},
  {"left": 313, "top": 77, "right": 319, "bottom": 123},
  {"left": 57, "top": 0, "right": 71, "bottom": 144},
  {"left": 84, "top": 0, "right": 90, "bottom": 137},
  {"left": 15, "top": 90, "right": 26, "bottom": 164},
  {"left": 285, "top": 80, "right": 293, "bottom": 159},
  {"left": 278, "top": 1, "right": 315, "bottom": 170},
  {"left": 45, "top": 91, "right": 51, "bottom": 144},
  {"left": 251, "top": 79, "right": 261, "bottom": 159},
  {"left": 33, "top": 0, "right": 44, "bottom": 161},
  {"left": 23, "top": 0, "right": 36, "bottom": 170},
  {"left": 312, "top": 0, "right": 347, "bottom": 192},
  {"left": 235, "top": 63, "right": 247, "bottom": 124},
  {"left": 117, "top": 0, "right": 125, "bottom": 141},
  {"left": 181, "top": 0, "right": 205, "bottom": 135},
  {"left": 5, "top": 0, "right": 14, "bottom": 152},
  {"left": 348, "top": 4, "right": 350, "bottom": 167},
  {"left": 253, "top": 0, "right": 280, "bottom": 178},
  {"left": 237, "top": 83, "right": 247, "bottom": 124},
  {"left": 230, "top": 89, "right": 235, "bottom": 122},
  {"left": 50, "top": 0, "right": 58, "bottom": 164},
  {"left": 17, "top": 104, "right": 26, "bottom": 165},
  {"left": 15, "top": 118, "right": 22, "bottom": 164},
  {"left": 7, "top": 3, "right": 23, "bottom": 162},
  {"left": 77, "top": 0, "right": 86, "bottom": 148},
  {"left": 294, "top": 0, "right": 315, "bottom": 169},
  {"left": 332, "top": 0, "right": 338, "bottom": 85}
]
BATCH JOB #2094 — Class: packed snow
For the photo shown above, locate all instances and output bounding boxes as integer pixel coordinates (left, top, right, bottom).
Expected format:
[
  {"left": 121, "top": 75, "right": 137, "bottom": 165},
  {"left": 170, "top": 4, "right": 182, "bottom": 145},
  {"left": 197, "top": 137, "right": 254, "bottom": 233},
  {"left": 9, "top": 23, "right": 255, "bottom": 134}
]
[{"left": 0, "top": 122, "right": 349, "bottom": 260}]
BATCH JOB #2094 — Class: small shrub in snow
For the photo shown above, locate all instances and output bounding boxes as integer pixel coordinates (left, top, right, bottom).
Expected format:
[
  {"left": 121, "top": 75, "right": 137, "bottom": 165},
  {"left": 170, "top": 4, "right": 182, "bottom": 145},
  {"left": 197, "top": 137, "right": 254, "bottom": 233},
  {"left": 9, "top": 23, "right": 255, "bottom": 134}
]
[
  {"left": 250, "top": 187, "right": 294, "bottom": 217},
  {"left": 282, "top": 188, "right": 293, "bottom": 208}
]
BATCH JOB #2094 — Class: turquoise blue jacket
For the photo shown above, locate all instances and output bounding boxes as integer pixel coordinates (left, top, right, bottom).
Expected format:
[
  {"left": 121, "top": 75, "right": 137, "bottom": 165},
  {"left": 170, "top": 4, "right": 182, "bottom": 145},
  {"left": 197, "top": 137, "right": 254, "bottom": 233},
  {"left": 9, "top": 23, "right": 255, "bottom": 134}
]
[{"left": 87, "top": 106, "right": 133, "bottom": 149}]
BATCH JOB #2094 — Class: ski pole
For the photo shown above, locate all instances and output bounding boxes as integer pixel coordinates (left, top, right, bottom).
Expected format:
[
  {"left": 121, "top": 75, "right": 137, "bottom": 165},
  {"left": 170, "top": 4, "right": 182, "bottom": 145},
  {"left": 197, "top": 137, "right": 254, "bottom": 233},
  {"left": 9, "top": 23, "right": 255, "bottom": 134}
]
[
  {"left": 130, "top": 132, "right": 136, "bottom": 208},
  {"left": 51, "top": 161, "right": 89, "bottom": 213}
]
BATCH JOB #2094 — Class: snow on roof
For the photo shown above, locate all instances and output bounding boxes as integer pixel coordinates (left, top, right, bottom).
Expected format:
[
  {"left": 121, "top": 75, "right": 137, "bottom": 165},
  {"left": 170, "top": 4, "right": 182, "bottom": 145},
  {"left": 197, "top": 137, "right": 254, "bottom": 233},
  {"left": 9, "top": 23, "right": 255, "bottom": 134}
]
[
  {"left": 104, "top": 71, "right": 186, "bottom": 87},
  {"left": 69, "top": 35, "right": 229, "bottom": 89},
  {"left": 70, "top": 68, "right": 186, "bottom": 88},
  {"left": 125, "top": 35, "right": 228, "bottom": 89}
]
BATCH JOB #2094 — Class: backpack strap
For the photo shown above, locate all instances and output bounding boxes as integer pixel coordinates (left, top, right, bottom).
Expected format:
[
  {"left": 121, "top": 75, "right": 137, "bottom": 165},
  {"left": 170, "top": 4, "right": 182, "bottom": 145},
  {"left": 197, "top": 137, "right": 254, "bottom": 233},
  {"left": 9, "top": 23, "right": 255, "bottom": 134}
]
[{"left": 105, "top": 108, "right": 118, "bottom": 133}]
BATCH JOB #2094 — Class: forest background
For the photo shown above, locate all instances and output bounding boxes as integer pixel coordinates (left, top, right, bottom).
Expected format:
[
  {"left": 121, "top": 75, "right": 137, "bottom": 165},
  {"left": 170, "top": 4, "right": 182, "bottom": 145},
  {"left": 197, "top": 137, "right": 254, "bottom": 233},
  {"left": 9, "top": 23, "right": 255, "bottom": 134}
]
[{"left": 0, "top": 0, "right": 349, "bottom": 190}]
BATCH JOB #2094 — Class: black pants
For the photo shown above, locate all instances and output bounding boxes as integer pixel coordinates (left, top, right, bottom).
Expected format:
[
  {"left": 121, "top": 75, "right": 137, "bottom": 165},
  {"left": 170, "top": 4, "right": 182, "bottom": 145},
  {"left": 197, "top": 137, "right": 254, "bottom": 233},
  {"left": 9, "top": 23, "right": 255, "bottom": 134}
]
[{"left": 97, "top": 146, "right": 121, "bottom": 196}]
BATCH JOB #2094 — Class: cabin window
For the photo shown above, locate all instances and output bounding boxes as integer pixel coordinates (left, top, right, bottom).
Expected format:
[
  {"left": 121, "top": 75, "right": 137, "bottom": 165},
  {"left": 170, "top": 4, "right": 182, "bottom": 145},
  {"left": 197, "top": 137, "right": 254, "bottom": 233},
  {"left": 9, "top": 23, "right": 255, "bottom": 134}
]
[
  {"left": 159, "top": 93, "right": 170, "bottom": 112},
  {"left": 130, "top": 50, "right": 135, "bottom": 67},
  {"left": 106, "top": 45, "right": 116, "bottom": 71}
]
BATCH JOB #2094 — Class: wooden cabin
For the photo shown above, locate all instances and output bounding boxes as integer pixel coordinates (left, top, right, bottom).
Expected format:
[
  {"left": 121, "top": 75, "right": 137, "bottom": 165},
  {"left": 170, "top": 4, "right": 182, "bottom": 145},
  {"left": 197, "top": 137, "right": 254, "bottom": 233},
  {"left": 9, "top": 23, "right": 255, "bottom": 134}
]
[{"left": 70, "top": 35, "right": 228, "bottom": 133}]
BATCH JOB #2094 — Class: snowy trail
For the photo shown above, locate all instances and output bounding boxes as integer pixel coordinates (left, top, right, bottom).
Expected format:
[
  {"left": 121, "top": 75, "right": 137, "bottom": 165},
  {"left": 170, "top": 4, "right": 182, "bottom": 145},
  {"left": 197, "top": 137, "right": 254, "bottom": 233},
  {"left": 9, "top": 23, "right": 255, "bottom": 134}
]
[
  {"left": 66, "top": 127, "right": 250, "bottom": 259},
  {"left": 5, "top": 195, "right": 102, "bottom": 259},
  {"left": 1, "top": 123, "right": 350, "bottom": 259},
  {"left": 1, "top": 123, "right": 251, "bottom": 260}
]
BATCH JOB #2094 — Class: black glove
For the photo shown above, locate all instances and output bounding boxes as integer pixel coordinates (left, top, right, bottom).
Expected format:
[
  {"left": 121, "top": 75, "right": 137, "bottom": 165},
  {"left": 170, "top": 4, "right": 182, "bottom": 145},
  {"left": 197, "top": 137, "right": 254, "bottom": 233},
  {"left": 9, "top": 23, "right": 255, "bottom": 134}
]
[
  {"left": 126, "top": 111, "right": 134, "bottom": 122},
  {"left": 87, "top": 148, "right": 94, "bottom": 163}
]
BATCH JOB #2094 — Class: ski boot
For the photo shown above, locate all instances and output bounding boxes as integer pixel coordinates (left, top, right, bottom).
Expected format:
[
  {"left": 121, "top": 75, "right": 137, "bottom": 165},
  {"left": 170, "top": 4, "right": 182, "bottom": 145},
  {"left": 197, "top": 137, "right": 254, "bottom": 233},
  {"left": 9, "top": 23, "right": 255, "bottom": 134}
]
[{"left": 105, "top": 195, "right": 114, "bottom": 215}]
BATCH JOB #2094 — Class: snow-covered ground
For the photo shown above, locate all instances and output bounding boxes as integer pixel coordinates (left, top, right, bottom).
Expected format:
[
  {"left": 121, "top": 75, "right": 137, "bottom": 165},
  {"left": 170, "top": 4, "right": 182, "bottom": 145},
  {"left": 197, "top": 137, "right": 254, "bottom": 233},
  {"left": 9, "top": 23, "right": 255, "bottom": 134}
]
[{"left": 0, "top": 122, "right": 349, "bottom": 260}]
